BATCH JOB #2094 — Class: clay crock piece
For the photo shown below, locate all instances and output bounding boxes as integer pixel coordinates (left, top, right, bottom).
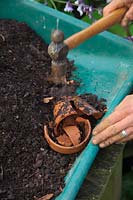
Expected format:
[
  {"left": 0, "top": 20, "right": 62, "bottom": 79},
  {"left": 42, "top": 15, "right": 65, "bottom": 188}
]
[
  {"left": 72, "top": 96, "right": 103, "bottom": 119},
  {"left": 56, "top": 134, "right": 73, "bottom": 147},
  {"left": 53, "top": 96, "right": 78, "bottom": 136},
  {"left": 44, "top": 116, "right": 91, "bottom": 154},
  {"left": 63, "top": 125, "right": 81, "bottom": 146}
]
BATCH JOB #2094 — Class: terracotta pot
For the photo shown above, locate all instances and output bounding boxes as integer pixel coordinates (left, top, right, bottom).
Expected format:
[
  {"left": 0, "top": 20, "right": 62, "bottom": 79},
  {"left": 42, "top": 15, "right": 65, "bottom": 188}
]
[
  {"left": 44, "top": 116, "right": 91, "bottom": 154},
  {"left": 44, "top": 96, "right": 105, "bottom": 154},
  {"left": 53, "top": 96, "right": 103, "bottom": 137}
]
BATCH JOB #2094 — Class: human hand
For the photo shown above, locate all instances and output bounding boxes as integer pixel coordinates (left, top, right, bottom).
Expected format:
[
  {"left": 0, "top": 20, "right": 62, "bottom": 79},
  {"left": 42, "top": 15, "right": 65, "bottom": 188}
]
[
  {"left": 92, "top": 95, "right": 133, "bottom": 148},
  {"left": 103, "top": 0, "right": 133, "bottom": 26}
]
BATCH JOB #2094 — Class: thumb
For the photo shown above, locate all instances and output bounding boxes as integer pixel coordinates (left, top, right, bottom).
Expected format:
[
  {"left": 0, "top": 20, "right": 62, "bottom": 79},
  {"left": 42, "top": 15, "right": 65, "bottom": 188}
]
[{"left": 103, "top": 1, "right": 125, "bottom": 17}]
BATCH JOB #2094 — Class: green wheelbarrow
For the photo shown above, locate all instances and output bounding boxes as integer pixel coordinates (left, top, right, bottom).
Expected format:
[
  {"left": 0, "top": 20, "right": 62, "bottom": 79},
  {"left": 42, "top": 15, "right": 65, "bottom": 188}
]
[{"left": 0, "top": 0, "right": 132, "bottom": 199}]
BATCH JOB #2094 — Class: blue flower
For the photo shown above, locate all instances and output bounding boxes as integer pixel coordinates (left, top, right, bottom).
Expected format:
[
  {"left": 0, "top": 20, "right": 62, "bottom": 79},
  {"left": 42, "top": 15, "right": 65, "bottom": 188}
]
[
  {"left": 64, "top": 1, "right": 73, "bottom": 12},
  {"left": 77, "top": 3, "right": 85, "bottom": 16},
  {"left": 83, "top": 5, "right": 94, "bottom": 19},
  {"left": 75, "top": 0, "right": 84, "bottom": 6},
  {"left": 126, "top": 36, "right": 133, "bottom": 42}
]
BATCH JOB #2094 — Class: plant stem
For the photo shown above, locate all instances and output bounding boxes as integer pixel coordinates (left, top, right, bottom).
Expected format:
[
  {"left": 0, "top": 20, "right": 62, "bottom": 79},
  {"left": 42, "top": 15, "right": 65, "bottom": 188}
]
[{"left": 49, "top": 0, "right": 57, "bottom": 9}]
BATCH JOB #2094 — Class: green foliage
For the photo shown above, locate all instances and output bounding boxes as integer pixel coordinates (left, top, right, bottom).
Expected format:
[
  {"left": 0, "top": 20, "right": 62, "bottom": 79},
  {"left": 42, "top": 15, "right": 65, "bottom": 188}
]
[
  {"left": 109, "top": 24, "right": 133, "bottom": 37},
  {"left": 35, "top": 0, "right": 133, "bottom": 37}
]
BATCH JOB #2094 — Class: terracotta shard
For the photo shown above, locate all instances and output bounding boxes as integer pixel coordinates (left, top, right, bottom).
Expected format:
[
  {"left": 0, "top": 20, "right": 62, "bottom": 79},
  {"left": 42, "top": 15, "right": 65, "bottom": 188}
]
[
  {"left": 53, "top": 97, "right": 78, "bottom": 136},
  {"left": 56, "top": 134, "right": 72, "bottom": 147},
  {"left": 72, "top": 96, "right": 104, "bottom": 119},
  {"left": 62, "top": 115, "right": 76, "bottom": 127},
  {"left": 63, "top": 125, "right": 81, "bottom": 146},
  {"left": 92, "top": 112, "right": 104, "bottom": 119}
]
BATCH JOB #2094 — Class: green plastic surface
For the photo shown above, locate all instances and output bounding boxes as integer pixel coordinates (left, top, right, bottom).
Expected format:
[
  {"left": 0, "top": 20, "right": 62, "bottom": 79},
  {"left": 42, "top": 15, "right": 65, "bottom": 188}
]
[{"left": 0, "top": 1, "right": 133, "bottom": 199}]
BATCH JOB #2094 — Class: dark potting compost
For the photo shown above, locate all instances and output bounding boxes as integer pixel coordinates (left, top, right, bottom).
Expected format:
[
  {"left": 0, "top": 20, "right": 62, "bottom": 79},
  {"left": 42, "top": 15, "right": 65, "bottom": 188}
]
[{"left": 0, "top": 20, "right": 106, "bottom": 200}]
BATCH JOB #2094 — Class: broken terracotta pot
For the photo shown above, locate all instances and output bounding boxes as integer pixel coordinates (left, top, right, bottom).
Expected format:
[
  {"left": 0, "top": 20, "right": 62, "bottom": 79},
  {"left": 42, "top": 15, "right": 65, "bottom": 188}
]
[
  {"left": 44, "top": 116, "right": 91, "bottom": 154},
  {"left": 53, "top": 96, "right": 103, "bottom": 136},
  {"left": 44, "top": 96, "right": 104, "bottom": 154}
]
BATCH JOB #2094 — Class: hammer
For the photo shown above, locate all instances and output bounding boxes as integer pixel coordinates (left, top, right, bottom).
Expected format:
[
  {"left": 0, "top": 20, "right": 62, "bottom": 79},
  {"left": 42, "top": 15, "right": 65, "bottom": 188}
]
[{"left": 48, "top": 7, "right": 127, "bottom": 84}]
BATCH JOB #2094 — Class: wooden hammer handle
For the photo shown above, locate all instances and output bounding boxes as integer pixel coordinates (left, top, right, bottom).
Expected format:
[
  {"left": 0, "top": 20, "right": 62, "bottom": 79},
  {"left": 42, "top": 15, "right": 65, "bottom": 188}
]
[{"left": 64, "top": 7, "right": 127, "bottom": 50}]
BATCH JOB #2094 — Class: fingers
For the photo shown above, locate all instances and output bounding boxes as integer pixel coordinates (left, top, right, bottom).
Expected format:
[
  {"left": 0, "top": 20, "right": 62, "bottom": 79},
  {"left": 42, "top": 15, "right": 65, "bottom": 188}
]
[
  {"left": 92, "top": 108, "right": 130, "bottom": 135},
  {"left": 92, "top": 95, "right": 133, "bottom": 138},
  {"left": 121, "top": 4, "right": 133, "bottom": 26},
  {"left": 92, "top": 113, "right": 133, "bottom": 145},
  {"left": 103, "top": 0, "right": 133, "bottom": 27},
  {"left": 92, "top": 100, "right": 133, "bottom": 146},
  {"left": 99, "top": 127, "right": 133, "bottom": 148}
]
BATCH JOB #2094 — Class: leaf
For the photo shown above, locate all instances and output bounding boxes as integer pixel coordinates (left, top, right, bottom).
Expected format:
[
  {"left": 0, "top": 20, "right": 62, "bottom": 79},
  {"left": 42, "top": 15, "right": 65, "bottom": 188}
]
[{"left": 37, "top": 193, "right": 54, "bottom": 200}]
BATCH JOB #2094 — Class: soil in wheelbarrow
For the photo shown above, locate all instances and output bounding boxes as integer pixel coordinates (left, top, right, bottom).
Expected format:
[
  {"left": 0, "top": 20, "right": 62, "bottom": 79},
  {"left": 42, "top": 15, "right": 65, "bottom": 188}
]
[{"left": 0, "top": 20, "right": 106, "bottom": 200}]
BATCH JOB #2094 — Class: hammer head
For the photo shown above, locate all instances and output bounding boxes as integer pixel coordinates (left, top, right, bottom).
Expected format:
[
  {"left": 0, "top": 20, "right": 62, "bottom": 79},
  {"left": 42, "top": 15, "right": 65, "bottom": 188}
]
[
  {"left": 51, "top": 29, "right": 64, "bottom": 43},
  {"left": 48, "top": 29, "right": 70, "bottom": 84}
]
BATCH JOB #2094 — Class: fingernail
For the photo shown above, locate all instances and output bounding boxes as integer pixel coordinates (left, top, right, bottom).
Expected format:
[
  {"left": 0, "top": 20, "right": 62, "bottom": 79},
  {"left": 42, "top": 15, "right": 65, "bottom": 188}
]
[
  {"left": 92, "top": 139, "right": 97, "bottom": 144},
  {"left": 99, "top": 143, "right": 105, "bottom": 148}
]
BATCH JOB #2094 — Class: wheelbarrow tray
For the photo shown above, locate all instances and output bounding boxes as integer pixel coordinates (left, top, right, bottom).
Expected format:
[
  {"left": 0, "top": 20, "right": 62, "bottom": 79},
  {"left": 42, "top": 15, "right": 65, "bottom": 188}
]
[{"left": 0, "top": 0, "right": 132, "bottom": 199}]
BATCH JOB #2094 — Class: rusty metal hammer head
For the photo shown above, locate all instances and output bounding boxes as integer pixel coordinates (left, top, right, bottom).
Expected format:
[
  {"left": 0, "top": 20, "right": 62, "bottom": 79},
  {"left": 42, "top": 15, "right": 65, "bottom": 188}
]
[
  {"left": 48, "top": 29, "right": 70, "bottom": 84},
  {"left": 47, "top": 7, "right": 127, "bottom": 84}
]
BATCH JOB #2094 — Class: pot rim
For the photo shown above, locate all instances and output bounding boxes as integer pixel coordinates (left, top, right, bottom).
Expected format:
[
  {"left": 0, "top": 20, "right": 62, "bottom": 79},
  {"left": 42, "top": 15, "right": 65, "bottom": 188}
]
[{"left": 44, "top": 118, "right": 91, "bottom": 154}]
